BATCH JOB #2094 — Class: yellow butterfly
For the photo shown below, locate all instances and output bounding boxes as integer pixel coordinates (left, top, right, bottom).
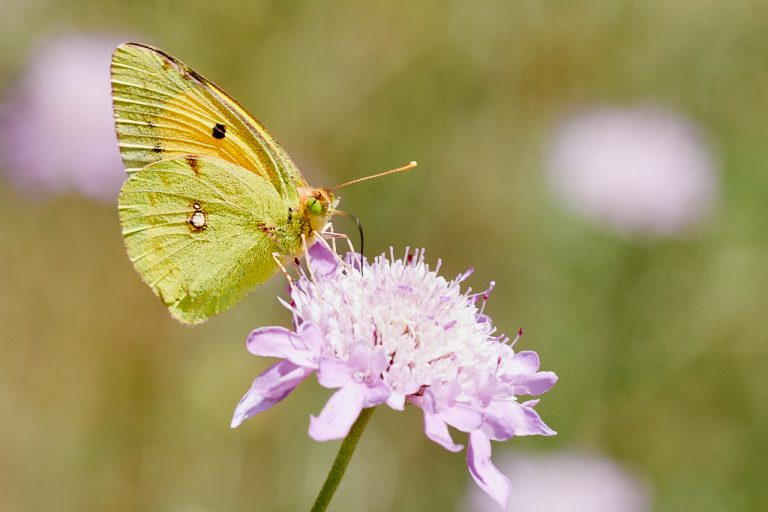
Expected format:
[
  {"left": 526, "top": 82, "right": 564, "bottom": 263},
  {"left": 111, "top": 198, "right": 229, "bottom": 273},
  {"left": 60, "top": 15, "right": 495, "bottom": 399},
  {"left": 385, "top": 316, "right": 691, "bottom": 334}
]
[{"left": 112, "top": 43, "right": 414, "bottom": 324}]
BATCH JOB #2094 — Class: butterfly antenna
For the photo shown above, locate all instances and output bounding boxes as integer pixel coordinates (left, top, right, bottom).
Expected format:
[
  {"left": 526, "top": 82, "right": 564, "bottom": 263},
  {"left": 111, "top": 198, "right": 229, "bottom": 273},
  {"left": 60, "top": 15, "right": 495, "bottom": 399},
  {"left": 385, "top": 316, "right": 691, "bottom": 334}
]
[
  {"left": 329, "top": 161, "right": 417, "bottom": 191},
  {"left": 334, "top": 210, "right": 365, "bottom": 274}
]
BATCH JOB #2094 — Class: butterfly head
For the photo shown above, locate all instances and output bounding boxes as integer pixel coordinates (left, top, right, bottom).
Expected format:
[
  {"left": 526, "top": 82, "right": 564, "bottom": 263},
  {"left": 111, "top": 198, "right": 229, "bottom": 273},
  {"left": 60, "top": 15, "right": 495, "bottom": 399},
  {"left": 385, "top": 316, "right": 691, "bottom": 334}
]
[{"left": 301, "top": 187, "right": 336, "bottom": 232}]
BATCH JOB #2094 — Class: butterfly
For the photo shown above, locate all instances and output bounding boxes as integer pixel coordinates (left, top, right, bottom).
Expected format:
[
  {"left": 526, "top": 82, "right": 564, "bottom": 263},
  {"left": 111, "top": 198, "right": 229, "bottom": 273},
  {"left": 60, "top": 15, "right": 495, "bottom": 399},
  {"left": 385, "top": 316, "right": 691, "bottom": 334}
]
[{"left": 112, "top": 42, "right": 414, "bottom": 324}]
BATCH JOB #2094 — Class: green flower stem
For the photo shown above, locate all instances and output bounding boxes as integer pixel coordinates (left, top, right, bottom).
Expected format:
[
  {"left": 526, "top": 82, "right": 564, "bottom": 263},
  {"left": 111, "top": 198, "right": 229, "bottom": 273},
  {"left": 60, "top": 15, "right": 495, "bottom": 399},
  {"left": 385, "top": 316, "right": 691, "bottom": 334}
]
[{"left": 310, "top": 407, "right": 376, "bottom": 512}]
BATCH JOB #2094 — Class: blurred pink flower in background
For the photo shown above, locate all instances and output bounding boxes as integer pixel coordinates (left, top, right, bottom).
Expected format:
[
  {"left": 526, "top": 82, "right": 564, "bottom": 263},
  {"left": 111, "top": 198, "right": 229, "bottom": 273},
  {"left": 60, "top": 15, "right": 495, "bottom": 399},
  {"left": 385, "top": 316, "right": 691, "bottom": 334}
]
[
  {"left": 463, "top": 451, "right": 651, "bottom": 512},
  {"left": 0, "top": 35, "right": 126, "bottom": 202},
  {"left": 546, "top": 106, "right": 718, "bottom": 238}
]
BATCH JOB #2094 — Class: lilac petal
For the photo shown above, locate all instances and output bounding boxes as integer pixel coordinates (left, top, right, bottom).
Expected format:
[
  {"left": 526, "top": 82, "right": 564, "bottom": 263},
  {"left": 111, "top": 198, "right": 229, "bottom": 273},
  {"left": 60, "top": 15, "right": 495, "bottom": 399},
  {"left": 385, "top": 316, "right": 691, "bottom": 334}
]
[
  {"left": 424, "top": 413, "right": 463, "bottom": 452},
  {"left": 316, "top": 357, "right": 352, "bottom": 389},
  {"left": 298, "top": 322, "right": 324, "bottom": 352},
  {"left": 421, "top": 388, "right": 440, "bottom": 414},
  {"left": 349, "top": 342, "right": 372, "bottom": 370},
  {"left": 308, "top": 241, "right": 338, "bottom": 278},
  {"left": 246, "top": 327, "right": 311, "bottom": 365},
  {"left": 441, "top": 403, "right": 483, "bottom": 433},
  {"left": 467, "top": 430, "right": 510, "bottom": 508},
  {"left": 483, "top": 399, "right": 557, "bottom": 441},
  {"left": 422, "top": 391, "right": 463, "bottom": 452},
  {"left": 230, "top": 361, "right": 314, "bottom": 428},
  {"left": 369, "top": 346, "right": 389, "bottom": 375},
  {"left": 246, "top": 326, "right": 299, "bottom": 356},
  {"left": 386, "top": 392, "right": 406, "bottom": 411},
  {"left": 502, "top": 352, "right": 558, "bottom": 395},
  {"left": 511, "top": 370, "right": 558, "bottom": 396},
  {"left": 363, "top": 382, "right": 391, "bottom": 407},
  {"left": 430, "top": 377, "right": 462, "bottom": 403},
  {"left": 508, "top": 351, "right": 541, "bottom": 373},
  {"left": 309, "top": 384, "right": 366, "bottom": 441}
]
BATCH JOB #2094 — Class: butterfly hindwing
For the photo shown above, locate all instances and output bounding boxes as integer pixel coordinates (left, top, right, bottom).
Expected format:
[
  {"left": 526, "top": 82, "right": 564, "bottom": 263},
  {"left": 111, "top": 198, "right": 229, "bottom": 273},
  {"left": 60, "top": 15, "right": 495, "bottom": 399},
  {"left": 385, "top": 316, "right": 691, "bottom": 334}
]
[
  {"left": 111, "top": 42, "right": 306, "bottom": 202},
  {"left": 118, "top": 156, "right": 295, "bottom": 324}
]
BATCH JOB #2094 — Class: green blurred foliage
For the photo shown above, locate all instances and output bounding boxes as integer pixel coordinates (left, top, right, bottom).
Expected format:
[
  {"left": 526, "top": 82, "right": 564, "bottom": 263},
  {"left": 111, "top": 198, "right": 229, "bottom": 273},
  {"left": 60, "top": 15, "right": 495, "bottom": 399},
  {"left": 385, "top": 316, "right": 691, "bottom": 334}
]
[{"left": 1, "top": 1, "right": 767, "bottom": 510}]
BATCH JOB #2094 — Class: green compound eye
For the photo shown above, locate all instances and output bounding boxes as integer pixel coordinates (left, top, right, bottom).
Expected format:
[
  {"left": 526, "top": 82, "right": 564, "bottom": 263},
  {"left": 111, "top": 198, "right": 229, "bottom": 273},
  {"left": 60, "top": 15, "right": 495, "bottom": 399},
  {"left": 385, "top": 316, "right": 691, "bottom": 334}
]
[{"left": 307, "top": 197, "right": 323, "bottom": 215}]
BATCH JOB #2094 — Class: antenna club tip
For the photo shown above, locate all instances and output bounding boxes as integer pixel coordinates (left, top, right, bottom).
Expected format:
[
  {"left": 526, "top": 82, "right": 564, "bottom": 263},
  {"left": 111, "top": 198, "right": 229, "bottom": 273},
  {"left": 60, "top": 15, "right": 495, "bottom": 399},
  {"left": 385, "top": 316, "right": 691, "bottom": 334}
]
[{"left": 409, "top": 160, "right": 418, "bottom": 167}]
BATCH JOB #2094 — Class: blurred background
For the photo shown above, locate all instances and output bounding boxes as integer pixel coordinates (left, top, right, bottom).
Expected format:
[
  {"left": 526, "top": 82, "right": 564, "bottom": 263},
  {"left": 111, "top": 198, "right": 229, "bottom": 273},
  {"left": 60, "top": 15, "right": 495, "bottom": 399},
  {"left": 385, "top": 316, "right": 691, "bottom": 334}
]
[{"left": 1, "top": 1, "right": 766, "bottom": 511}]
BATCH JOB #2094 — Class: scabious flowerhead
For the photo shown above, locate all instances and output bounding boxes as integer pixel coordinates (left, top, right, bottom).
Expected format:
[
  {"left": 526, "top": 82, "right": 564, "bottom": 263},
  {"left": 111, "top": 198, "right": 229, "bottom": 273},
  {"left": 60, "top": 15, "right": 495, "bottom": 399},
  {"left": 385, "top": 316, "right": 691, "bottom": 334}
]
[{"left": 232, "top": 241, "right": 557, "bottom": 507}]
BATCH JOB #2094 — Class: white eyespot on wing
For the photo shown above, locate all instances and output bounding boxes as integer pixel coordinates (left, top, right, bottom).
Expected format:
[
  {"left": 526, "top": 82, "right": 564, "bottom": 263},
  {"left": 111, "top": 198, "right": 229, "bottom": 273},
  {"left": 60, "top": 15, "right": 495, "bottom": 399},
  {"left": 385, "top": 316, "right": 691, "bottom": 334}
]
[{"left": 188, "top": 203, "right": 207, "bottom": 230}]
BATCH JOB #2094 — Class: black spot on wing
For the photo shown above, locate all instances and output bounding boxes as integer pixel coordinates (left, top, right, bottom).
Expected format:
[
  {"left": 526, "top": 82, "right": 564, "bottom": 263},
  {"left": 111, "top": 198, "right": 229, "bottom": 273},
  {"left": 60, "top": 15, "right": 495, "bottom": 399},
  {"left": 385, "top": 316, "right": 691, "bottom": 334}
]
[
  {"left": 153, "top": 142, "right": 163, "bottom": 153},
  {"left": 212, "top": 123, "right": 226, "bottom": 139}
]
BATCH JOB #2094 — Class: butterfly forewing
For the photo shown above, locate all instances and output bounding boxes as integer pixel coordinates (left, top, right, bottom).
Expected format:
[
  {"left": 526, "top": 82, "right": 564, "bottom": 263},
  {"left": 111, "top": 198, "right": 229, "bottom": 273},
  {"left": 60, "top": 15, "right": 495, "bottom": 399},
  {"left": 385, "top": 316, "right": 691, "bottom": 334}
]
[
  {"left": 118, "top": 156, "right": 291, "bottom": 324},
  {"left": 111, "top": 42, "right": 306, "bottom": 202}
]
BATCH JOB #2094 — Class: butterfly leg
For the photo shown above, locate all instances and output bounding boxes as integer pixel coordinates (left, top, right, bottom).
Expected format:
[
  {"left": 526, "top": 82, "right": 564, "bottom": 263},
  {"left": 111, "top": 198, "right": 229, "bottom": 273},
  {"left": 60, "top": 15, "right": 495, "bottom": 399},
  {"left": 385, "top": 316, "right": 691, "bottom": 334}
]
[
  {"left": 320, "top": 230, "right": 364, "bottom": 272},
  {"left": 324, "top": 222, "right": 338, "bottom": 253},
  {"left": 321, "top": 229, "right": 356, "bottom": 255},
  {"left": 300, "top": 234, "right": 318, "bottom": 283},
  {"left": 272, "top": 252, "right": 293, "bottom": 286}
]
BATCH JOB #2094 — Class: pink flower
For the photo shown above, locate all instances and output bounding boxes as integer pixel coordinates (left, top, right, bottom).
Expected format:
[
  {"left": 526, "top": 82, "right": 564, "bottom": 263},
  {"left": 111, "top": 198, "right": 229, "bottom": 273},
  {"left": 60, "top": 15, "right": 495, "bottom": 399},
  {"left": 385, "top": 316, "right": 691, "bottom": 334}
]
[
  {"left": 0, "top": 35, "right": 126, "bottom": 201},
  {"left": 232, "top": 241, "right": 557, "bottom": 507},
  {"left": 463, "top": 451, "right": 651, "bottom": 512},
  {"left": 546, "top": 106, "right": 718, "bottom": 238}
]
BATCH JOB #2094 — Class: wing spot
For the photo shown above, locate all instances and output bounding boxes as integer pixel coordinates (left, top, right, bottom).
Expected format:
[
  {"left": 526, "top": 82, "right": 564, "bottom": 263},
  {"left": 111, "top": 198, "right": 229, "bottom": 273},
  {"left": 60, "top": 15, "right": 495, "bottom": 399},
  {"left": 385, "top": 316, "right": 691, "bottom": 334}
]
[
  {"left": 188, "top": 202, "right": 207, "bottom": 231},
  {"left": 212, "top": 123, "right": 226, "bottom": 139},
  {"left": 153, "top": 142, "right": 163, "bottom": 153}
]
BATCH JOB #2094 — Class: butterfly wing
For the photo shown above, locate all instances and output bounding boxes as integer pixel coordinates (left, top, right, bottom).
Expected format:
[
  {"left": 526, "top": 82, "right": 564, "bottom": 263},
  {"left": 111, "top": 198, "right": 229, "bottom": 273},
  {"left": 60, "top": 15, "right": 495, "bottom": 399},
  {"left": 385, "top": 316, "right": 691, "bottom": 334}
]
[
  {"left": 111, "top": 42, "right": 306, "bottom": 201},
  {"left": 118, "top": 155, "right": 295, "bottom": 324}
]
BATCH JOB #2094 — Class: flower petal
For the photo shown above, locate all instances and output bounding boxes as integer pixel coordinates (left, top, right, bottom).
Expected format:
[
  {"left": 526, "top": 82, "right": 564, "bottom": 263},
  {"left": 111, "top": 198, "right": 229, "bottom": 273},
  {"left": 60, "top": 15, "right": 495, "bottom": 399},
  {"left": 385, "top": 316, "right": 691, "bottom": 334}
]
[
  {"left": 508, "top": 351, "right": 541, "bottom": 373},
  {"left": 298, "top": 322, "right": 325, "bottom": 353},
  {"left": 230, "top": 361, "right": 314, "bottom": 428},
  {"left": 369, "top": 346, "right": 389, "bottom": 375},
  {"left": 363, "top": 382, "right": 391, "bottom": 407},
  {"left": 421, "top": 390, "right": 463, "bottom": 452},
  {"left": 482, "top": 399, "right": 557, "bottom": 440},
  {"left": 467, "top": 430, "right": 510, "bottom": 508},
  {"left": 441, "top": 403, "right": 483, "bottom": 433},
  {"left": 316, "top": 357, "right": 352, "bottom": 389},
  {"left": 246, "top": 326, "right": 318, "bottom": 368},
  {"left": 386, "top": 392, "right": 406, "bottom": 411},
  {"left": 501, "top": 351, "right": 558, "bottom": 396},
  {"left": 309, "top": 384, "right": 366, "bottom": 441},
  {"left": 511, "top": 370, "right": 558, "bottom": 396},
  {"left": 424, "top": 410, "right": 464, "bottom": 452},
  {"left": 308, "top": 241, "right": 338, "bottom": 278}
]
